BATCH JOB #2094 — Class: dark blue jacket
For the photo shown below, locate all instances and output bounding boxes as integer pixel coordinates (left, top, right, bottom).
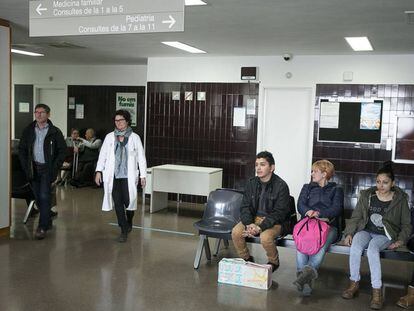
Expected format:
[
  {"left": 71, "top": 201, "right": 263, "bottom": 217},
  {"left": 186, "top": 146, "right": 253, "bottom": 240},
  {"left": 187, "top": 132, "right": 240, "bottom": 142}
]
[{"left": 297, "top": 182, "right": 344, "bottom": 230}]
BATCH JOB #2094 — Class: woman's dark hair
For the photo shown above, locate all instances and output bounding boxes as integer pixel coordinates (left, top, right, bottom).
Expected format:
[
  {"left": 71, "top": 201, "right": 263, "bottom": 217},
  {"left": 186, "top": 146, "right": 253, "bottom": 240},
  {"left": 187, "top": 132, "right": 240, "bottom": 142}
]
[
  {"left": 114, "top": 109, "right": 131, "bottom": 125},
  {"left": 376, "top": 161, "right": 395, "bottom": 181}
]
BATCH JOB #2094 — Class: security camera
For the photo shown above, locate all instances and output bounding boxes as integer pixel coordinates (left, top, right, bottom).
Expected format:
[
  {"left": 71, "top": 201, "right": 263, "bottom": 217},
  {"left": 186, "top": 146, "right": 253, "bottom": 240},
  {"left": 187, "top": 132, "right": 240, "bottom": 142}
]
[{"left": 283, "top": 53, "right": 292, "bottom": 61}]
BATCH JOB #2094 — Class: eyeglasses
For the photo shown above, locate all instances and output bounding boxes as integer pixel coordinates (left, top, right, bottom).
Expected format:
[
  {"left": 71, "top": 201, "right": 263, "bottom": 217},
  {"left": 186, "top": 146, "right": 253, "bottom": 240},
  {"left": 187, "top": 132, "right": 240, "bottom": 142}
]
[
  {"left": 34, "top": 111, "right": 47, "bottom": 115},
  {"left": 114, "top": 118, "right": 126, "bottom": 122}
]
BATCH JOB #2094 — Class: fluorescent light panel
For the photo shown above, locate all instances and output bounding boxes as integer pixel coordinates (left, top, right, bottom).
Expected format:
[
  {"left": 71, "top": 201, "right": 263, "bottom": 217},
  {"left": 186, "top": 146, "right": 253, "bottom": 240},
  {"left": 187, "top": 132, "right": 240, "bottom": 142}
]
[
  {"left": 185, "top": 0, "right": 207, "bottom": 6},
  {"left": 162, "top": 41, "right": 206, "bottom": 53},
  {"left": 344, "top": 37, "right": 373, "bottom": 51},
  {"left": 11, "top": 49, "right": 44, "bottom": 57}
]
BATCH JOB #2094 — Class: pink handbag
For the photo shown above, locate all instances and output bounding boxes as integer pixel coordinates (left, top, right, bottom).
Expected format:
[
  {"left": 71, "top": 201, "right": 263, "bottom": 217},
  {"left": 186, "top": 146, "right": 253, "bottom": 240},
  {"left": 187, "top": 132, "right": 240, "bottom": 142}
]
[{"left": 293, "top": 217, "right": 330, "bottom": 255}]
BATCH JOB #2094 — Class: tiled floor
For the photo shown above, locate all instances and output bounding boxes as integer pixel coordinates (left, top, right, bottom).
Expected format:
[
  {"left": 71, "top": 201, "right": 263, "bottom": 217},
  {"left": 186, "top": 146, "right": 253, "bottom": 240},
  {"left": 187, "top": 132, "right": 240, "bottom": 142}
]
[{"left": 1, "top": 186, "right": 412, "bottom": 310}]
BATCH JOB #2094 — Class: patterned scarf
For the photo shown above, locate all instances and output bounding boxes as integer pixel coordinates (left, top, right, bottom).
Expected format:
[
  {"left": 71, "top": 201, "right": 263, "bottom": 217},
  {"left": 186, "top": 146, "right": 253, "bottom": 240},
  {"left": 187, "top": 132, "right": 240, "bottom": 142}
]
[{"left": 114, "top": 127, "right": 133, "bottom": 178}]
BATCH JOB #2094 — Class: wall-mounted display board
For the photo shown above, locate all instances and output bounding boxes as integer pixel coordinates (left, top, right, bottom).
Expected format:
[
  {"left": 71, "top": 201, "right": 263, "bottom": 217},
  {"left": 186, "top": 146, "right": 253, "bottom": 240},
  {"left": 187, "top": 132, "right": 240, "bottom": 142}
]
[
  {"left": 392, "top": 116, "right": 414, "bottom": 164},
  {"left": 318, "top": 98, "right": 383, "bottom": 144}
]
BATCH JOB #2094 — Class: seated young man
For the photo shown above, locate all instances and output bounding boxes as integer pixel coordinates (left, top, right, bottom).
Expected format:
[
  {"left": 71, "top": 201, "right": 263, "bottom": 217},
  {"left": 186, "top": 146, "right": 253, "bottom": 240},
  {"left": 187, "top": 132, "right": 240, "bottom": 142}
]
[{"left": 231, "top": 151, "right": 291, "bottom": 272}]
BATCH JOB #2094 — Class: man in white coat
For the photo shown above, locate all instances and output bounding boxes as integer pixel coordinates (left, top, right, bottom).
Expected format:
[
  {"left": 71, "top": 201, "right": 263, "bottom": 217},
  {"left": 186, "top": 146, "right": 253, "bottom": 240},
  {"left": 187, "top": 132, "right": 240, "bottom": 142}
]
[{"left": 95, "top": 110, "right": 147, "bottom": 242}]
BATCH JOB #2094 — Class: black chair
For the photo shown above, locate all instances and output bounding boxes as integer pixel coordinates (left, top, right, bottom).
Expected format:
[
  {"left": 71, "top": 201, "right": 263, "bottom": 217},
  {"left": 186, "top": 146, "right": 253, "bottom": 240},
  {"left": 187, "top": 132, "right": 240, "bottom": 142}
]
[
  {"left": 281, "top": 195, "right": 297, "bottom": 236},
  {"left": 11, "top": 152, "right": 37, "bottom": 224},
  {"left": 193, "top": 188, "right": 243, "bottom": 269}
]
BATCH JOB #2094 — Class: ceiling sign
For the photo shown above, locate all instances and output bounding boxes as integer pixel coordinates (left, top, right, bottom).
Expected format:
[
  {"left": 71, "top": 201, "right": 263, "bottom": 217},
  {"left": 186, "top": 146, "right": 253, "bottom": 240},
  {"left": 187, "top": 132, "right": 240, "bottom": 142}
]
[{"left": 29, "top": 0, "right": 184, "bottom": 37}]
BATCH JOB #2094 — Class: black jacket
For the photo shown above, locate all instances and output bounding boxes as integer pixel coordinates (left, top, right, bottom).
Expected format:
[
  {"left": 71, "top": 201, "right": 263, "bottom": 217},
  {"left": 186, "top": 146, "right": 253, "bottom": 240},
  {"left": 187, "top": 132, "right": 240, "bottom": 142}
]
[
  {"left": 240, "top": 173, "right": 291, "bottom": 231},
  {"left": 18, "top": 120, "right": 66, "bottom": 181}
]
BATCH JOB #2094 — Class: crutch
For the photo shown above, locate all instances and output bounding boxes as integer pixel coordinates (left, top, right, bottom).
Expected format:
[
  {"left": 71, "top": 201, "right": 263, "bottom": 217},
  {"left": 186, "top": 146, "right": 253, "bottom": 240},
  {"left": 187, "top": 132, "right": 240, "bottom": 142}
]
[{"left": 72, "top": 150, "right": 79, "bottom": 178}]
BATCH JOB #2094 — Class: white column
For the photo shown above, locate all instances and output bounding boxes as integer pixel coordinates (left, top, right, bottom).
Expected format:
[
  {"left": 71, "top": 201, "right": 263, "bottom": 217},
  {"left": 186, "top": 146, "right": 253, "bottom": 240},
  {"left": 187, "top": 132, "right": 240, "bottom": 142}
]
[{"left": 0, "top": 20, "right": 11, "bottom": 234}]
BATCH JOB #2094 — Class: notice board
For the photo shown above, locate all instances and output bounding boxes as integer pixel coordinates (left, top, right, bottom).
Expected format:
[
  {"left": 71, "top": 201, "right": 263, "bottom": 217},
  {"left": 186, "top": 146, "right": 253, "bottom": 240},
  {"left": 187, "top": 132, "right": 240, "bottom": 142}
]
[{"left": 318, "top": 98, "right": 383, "bottom": 144}]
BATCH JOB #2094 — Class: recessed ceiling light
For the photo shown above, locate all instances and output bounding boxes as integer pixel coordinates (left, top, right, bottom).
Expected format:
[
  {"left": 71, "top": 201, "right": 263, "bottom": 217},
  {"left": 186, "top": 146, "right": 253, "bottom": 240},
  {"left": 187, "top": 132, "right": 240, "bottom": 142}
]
[
  {"left": 11, "top": 49, "right": 44, "bottom": 56},
  {"left": 344, "top": 37, "right": 373, "bottom": 51},
  {"left": 185, "top": 0, "right": 207, "bottom": 6},
  {"left": 404, "top": 11, "right": 414, "bottom": 24},
  {"left": 161, "top": 41, "right": 207, "bottom": 54}
]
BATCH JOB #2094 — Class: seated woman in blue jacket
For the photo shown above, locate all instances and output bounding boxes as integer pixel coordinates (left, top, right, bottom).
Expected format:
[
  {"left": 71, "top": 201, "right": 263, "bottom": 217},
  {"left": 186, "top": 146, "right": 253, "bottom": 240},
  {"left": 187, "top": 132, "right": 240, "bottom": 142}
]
[{"left": 293, "top": 159, "right": 344, "bottom": 296}]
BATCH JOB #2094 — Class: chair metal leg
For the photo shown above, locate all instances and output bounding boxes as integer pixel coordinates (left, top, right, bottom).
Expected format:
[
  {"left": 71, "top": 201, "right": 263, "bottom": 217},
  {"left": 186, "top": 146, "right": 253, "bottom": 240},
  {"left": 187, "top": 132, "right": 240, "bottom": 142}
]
[
  {"left": 214, "top": 239, "right": 221, "bottom": 256},
  {"left": 204, "top": 237, "right": 211, "bottom": 260},
  {"left": 194, "top": 235, "right": 206, "bottom": 269},
  {"left": 223, "top": 239, "right": 229, "bottom": 248},
  {"left": 23, "top": 200, "right": 36, "bottom": 224}
]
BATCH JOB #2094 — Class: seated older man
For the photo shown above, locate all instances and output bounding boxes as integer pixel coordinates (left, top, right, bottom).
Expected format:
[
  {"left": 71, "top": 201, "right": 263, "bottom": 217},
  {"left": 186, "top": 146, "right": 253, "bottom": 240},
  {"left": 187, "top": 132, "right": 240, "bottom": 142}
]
[
  {"left": 71, "top": 128, "right": 102, "bottom": 187},
  {"left": 57, "top": 128, "right": 82, "bottom": 186}
]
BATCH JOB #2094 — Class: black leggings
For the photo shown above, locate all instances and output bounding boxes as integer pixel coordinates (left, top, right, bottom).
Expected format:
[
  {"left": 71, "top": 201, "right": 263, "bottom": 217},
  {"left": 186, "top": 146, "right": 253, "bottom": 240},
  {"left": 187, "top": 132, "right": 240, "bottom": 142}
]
[{"left": 112, "top": 178, "right": 133, "bottom": 233}]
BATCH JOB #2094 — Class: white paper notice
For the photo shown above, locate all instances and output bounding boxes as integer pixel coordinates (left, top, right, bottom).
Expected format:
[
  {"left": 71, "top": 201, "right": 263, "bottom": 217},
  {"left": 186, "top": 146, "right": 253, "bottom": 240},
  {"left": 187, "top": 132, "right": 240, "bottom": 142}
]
[
  {"left": 19, "top": 102, "right": 30, "bottom": 113},
  {"left": 75, "top": 104, "right": 84, "bottom": 119},
  {"left": 233, "top": 107, "right": 246, "bottom": 127},
  {"left": 320, "top": 102, "right": 340, "bottom": 128},
  {"left": 246, "top": 98, "right": 256, "bottom": 115},
  {"left": 172, "top": 91, "right": 180, "bottom": 100},
  {"left": 68, "top": 97, "right": 75, "bottom": 110},
  {"left": 197, "top": 91, "right": 206, "bottom": 101},
  {"left": 360, "top": 102, "right": 381, "bottom": 130},
  {"left": 184, "top": 91, "right": 193, "bottom": 101}
]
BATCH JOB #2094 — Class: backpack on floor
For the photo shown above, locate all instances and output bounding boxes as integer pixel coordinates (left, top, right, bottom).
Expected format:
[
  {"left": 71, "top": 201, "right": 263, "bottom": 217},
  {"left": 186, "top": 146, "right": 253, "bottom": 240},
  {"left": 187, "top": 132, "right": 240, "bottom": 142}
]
[{"left": 293, "top": 217, "right": 330, "bottom": 255}]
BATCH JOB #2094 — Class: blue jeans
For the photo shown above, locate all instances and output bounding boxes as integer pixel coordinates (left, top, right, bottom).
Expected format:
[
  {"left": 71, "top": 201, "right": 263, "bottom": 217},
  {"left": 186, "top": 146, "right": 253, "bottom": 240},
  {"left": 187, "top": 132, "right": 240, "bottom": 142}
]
[
  {"left": 31, "top": 163, "right": 52, "bottom": 231},
  {"left": 296, "top": 226, "right": 338, "bottom": 272},
  {"left": 349, "top": 230, "right": 391, "bottom": 289}
]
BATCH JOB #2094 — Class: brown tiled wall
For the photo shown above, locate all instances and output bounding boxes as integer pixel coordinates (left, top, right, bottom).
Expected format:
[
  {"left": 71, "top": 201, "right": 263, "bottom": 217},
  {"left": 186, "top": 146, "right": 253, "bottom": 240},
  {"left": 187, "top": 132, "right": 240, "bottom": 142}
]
[
  {"left": 67, "top": 85, "right": 145, "bottom": 139},
  {"left": 146, "top": 82, "right": 259, "bottom": 203},
  {"left": 314, "top": 84, "right": 414, "bottom": 216}
]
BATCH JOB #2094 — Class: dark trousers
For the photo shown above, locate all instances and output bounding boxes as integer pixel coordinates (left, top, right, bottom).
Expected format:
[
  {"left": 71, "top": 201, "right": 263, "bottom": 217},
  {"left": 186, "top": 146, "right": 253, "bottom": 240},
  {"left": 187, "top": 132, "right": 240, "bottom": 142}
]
[
  {"left": 73, "top": 161, "right": 96, "bottom": 186},
  {"left": 112, "top": 178, "right": 133, "bottom": 233},
  {"left": 31, "top": 163, "right": 52, "bottom": 230}
]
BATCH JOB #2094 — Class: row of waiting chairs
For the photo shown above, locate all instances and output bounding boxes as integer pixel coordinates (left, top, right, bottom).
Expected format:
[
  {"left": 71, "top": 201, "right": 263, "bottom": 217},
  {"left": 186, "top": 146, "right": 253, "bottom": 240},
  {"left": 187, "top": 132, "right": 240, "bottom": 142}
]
[
  {"left": 193, "top": 188, "right": 297, "bottom": 269},
  {"left": 11, "top": 152, "right": 37, "bottom": 224}
]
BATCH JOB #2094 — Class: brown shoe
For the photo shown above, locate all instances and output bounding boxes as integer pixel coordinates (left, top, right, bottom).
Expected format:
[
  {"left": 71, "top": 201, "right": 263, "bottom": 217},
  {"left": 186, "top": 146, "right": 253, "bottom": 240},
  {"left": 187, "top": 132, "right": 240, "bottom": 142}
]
[
  {"left": 370, "top": 288, "right": 383, "bottom": 310},
  {"left": 397, "top": 286, "right": 414, "bottom": 309},
  {"left": 34, "top": 228, "right": 46, "bottom": 240},
  {"left": 267, "top": 261, "right": 280, "bottom": 273},
  {"left": 342, "top": 280, "right": 359, "bottom": 299}
]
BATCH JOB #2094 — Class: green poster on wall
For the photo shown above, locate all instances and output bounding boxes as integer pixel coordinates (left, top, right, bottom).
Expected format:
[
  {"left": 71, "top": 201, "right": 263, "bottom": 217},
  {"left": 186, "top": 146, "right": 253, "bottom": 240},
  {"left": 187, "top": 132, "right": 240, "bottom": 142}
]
[{"left": 116, "top": 92, "right": 137, "bottom": 126}]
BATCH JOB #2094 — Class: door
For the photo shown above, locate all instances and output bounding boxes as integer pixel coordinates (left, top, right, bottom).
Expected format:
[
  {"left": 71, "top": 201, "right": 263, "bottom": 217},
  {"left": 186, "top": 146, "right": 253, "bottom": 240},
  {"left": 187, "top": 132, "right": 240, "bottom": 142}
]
[
  {"left": 258, "top": 87, "right": 313, "bottom": 201},
  {"left": 36, "top": 87, "right": 67, "bottom": 135}
]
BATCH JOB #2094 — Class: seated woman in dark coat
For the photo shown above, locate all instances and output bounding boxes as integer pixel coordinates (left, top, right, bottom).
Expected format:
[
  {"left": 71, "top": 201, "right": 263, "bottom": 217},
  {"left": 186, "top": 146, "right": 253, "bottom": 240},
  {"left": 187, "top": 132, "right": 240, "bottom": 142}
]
[{"left": 293, "top": 159, "right": 344, "bottom": 296}]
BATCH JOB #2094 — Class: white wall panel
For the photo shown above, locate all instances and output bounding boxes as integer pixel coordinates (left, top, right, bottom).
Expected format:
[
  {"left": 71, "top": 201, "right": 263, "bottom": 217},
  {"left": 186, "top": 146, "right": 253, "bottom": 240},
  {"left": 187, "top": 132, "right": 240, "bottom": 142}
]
[{"left": 0, "top": 24, "right": 10, "bottom": 230}]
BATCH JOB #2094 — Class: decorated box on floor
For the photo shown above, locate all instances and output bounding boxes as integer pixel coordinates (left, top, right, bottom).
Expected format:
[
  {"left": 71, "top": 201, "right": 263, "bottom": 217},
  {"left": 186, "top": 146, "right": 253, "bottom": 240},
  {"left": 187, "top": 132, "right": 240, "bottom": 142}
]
[{"left": 218, "top": 258, "right": 272, "bottom": 290}]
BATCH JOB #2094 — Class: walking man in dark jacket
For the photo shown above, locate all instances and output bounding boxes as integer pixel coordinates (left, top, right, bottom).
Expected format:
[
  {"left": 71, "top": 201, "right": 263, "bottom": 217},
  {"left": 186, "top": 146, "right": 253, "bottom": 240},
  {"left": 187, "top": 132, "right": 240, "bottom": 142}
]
[
  {"left": 232, "top": 151, "right": 291, "bottom": 272},
  {"left": 18, "top": 104, "right": 66, "bottom": 239}
]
